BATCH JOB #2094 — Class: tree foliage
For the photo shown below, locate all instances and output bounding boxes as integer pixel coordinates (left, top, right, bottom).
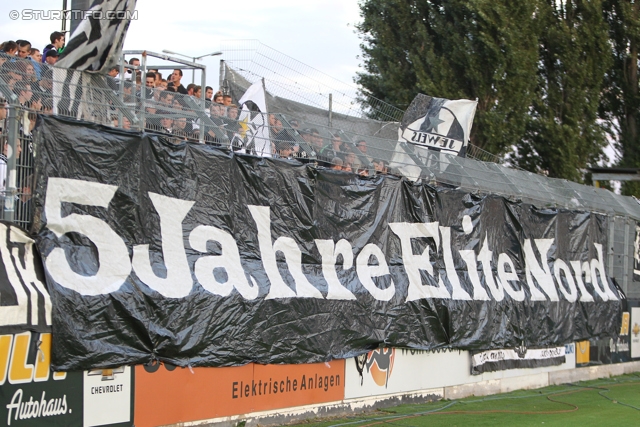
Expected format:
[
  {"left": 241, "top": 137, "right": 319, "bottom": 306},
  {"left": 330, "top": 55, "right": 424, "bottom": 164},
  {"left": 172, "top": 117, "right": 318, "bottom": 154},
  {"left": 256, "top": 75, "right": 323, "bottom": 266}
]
[
  {"left": 356, "top": 0, "right": 632, "bottom": 184},
  {"left": 601, "top": 0, "right": 640, "bottom": 195},
  {"left": 516, "top": 0, "right": 611, "bottom": 181},
  {"left": 357, "top": 0, "right": 539, "bottom": 155}
]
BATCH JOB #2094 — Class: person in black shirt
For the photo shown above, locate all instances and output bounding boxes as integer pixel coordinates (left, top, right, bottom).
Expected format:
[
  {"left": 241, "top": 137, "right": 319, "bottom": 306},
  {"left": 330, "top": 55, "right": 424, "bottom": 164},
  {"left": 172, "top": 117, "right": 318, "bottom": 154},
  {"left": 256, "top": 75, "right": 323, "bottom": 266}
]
[{"left": 167, "top": 69, "right": 188, "bottom": 95}]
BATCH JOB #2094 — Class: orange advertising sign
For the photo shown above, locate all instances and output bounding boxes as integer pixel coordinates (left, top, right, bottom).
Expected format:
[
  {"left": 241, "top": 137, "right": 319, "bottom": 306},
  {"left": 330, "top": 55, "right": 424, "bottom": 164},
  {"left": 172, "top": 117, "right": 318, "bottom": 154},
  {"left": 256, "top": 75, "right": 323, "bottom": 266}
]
[{"left": 134, "top": 360, "right": 345, "bottom": 427}]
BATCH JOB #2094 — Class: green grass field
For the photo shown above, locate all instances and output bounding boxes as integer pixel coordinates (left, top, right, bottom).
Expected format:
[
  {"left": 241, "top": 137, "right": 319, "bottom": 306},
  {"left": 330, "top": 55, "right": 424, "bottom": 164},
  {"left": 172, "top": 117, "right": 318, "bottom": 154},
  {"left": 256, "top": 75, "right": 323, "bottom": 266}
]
[{"left": 292, "top": 374, "right": 640, "bottom": 427}]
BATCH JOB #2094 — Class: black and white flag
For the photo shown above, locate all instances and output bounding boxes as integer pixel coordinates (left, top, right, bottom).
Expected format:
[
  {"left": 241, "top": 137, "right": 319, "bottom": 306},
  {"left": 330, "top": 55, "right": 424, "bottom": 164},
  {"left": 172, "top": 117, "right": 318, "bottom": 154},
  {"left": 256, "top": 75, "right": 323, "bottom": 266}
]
[
  {"left": 237, "top": 80, "right": 271, "bottom": 157},
  {"left": 57, "top": 0, "right": 137, "bottom": 73},
  {"left": 0, "top": 222, "right": 51, "bottom": 334},
  {"left": 398, "top": 94, "right": 477, "bottom": 157}
]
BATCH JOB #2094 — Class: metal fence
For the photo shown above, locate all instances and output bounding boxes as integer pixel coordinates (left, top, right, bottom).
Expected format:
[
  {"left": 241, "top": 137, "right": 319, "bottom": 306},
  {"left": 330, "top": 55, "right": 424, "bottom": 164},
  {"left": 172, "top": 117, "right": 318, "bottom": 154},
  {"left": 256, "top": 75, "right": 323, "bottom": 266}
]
[
  {"left": 218, "top": 39, "right": 405, "bottom": 123},
  {"left": 217, "top": 40, "right": 507, "bottom": 166},
  {"left": 2, "top": 52, "right": 640, "bottom": 297},
  {"left": 0, "top": 51, "right": 38, "bottom": 229},
  {"left": 2, "top": 53, "right": 640, "bottom": 218}
]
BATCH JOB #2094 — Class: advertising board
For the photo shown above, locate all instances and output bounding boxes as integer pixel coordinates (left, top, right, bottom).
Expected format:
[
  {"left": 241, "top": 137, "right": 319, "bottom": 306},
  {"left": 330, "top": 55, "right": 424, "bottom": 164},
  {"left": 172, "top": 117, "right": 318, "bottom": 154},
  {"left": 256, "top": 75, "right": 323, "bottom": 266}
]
[
  {"left": 134, "top": 360, "right": 344, "bottom": 427},
  {"left": 345, "top": 346, "right": 576, "bottom": 399}
]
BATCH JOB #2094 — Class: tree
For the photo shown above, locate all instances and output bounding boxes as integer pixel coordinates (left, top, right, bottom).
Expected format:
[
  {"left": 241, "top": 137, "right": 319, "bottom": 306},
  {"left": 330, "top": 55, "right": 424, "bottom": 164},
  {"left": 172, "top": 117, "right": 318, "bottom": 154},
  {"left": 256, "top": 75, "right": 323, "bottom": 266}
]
[
  {"left": 601, "top": 0, "right": 640, "bottom": 195},
  {"left": 356, "top": 0, "right": 540, "bottom": 155},
  {"left": 356, "top": 0, "right": 612, "bottom": 182},
  {"left": 516, "top": 0, "right": 611, "bottom": 181}
]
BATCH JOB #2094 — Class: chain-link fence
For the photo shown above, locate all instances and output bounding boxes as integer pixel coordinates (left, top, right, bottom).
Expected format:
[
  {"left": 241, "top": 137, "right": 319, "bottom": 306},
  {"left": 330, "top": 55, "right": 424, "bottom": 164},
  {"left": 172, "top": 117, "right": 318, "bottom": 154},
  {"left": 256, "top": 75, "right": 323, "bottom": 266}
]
[
  {"left": 218, "top": 39, "right": 405, "bottom": 123},
  {"left": 2, "top": 51, "right": 640, "bottom": 296},
  {"left": 2, "top": 54, "right": 640, "bottom": 247},
  {"left": 0, "top": 105, "right": 36, "bottom": 230},
  {"left": 218, "top": 40, "right": 507, "bottom": 165},
  {"left": 2, "top": 53, "right": 640, "bottom": 217}
]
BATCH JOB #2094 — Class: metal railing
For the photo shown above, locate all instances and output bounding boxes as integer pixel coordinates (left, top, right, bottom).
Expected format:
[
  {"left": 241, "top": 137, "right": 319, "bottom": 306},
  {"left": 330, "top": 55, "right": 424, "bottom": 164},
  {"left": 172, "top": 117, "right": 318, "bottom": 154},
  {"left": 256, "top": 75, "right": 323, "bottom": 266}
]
[
  {"left": 3, "top": 53, "right": 640, "bottom": 225},
  {"left": 0, "top": 104, "right": 35, "bottom": 230}
]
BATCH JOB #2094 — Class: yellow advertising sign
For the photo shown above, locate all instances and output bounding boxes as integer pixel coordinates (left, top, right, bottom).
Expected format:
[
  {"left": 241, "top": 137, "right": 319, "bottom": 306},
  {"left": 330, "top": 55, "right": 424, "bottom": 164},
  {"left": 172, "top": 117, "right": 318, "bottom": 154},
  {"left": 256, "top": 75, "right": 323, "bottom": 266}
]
[
  {"left": 621, "top": 312, "right": 630, "bottom": 335},
  {"left": 576, "top": 340, "right": 590, "bottom": 364}
]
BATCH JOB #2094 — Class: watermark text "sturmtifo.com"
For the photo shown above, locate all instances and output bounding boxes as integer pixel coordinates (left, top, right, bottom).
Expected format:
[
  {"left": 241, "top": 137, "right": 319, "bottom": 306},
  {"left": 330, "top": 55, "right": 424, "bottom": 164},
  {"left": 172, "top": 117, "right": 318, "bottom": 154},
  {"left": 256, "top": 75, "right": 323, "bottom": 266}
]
[{"left": 9, "top": 9, "right": 139, "bottom": 21}]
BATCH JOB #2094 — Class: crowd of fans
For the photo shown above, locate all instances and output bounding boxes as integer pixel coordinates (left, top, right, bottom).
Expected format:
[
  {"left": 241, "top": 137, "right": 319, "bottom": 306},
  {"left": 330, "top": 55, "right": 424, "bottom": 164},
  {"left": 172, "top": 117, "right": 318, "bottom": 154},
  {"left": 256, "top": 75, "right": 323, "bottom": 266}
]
[
  {"left": 0, "top": 31, "right": 391, "bottom": 187},
  {"left": 108, "top": 57, "right": 390, "bottom": 175},
  {"left": 0, "top": 32, "right": 64, "bottom": 203}
]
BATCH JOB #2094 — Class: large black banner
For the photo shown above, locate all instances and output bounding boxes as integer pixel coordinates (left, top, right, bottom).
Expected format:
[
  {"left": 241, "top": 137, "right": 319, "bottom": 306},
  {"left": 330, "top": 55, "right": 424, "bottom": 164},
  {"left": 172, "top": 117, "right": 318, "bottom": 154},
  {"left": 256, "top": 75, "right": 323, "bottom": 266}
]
[{"left": 33, "top": 116, "right": 624, "bottom": 370}]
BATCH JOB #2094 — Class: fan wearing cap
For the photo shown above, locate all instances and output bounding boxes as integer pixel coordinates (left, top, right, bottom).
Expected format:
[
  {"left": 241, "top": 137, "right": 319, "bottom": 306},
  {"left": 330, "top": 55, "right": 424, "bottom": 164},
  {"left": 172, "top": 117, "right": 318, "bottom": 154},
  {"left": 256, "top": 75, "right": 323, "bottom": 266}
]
[{"left": 44, "top": 49, "right": 58, "bottom": 66}]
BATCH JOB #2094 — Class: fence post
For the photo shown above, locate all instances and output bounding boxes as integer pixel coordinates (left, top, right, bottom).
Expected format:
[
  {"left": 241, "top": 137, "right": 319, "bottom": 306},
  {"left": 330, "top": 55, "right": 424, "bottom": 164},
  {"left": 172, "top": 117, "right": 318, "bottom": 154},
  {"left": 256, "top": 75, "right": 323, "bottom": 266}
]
[
  {"left": 118, "top": 53, "right": 126, "bottom": 129},
  {"left": 200, "top": 63, "right": 207, "bottom": 145},
  {"left": 3, "top": 103, "right": 19, "bottom": 222},
  {"left": 139, "top": 52, "right": 147, "bottom": 132},
  {"left": 328, "top": 93, "right": 333, "bottom": 128},
  {"left": 623, "top": 219, "right": 630, "bottom": 294}
]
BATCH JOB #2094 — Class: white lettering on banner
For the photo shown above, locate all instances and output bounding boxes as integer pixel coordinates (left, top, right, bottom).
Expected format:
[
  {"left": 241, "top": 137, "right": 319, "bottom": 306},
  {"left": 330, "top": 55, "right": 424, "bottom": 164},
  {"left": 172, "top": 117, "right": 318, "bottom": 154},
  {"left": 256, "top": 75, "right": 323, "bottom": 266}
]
[
  {"left": 5, "top": 389, "right": 68, "bottom": 426},
  {"left": 44, "top": 178, "right": 131, "bottom": 295},
  {"left": 591, "top": 243, "right": 618, "bottom": 301},
  {"left": 497, "top": 253, "right": 525, "bottom": 301},
  {"left": 459, "top": 248, "right": 490, "bottom": 301},
  {"left": 190, "top": 225, "right": 259, "bottom": 300},
  {"left": 523, "top": 239, "right": 559, "bottom": 301},
  {"left": 249, "top": 205, "right": 323, "bottom": 299},
  {"left": 40, "top": 178, "right": 620, "bottom": 303},
  {"left": 356, "top": 243, "right": 395, "bottom": 301},
  {"left": 315, "top": 239, "right": 357, "bottom": 300},
  {"left": 388, "top": 222, "right": 450, "bottom": 301},
  {"left": 472, "top": 346, "right": 566, "bottom": 368},
  {"left": 478, "top": 237, "right": 504, "bottom": 301},
  {"left": 554, "top": 259, "right": 577, "bottom": 302},
  {"left": 132, "top": 192, "right": 195, "bottom": 298},
  {"left": 570, "top": 261, "right": 594, "bottom": 302},
  {"left": 440, "top": 226, "right": 472, "bottom": 300}
]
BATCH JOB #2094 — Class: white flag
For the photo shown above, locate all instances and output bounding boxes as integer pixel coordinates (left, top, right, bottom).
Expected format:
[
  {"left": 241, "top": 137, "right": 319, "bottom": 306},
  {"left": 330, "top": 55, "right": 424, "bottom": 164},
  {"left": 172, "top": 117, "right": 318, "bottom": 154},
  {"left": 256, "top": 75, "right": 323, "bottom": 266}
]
[
  {"left": 238, "top": 81, "right": 271, "bottom": 157},
  {"left": 239, "top": 81, "right": 267, "bottom": 112}
]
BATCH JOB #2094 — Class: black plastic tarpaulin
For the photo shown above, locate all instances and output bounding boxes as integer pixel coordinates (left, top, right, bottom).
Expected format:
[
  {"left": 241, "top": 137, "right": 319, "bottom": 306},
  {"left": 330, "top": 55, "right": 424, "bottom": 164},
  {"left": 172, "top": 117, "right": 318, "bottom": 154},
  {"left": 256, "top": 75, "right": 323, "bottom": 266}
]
[{"left": 33, "top": 116, "right": 624, "bottom": 370}]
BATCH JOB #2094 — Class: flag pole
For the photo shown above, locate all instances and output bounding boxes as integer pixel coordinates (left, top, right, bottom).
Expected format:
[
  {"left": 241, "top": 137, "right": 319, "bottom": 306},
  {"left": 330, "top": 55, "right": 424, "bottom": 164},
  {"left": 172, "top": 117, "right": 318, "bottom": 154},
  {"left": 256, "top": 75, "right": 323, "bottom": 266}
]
[
  {"left": 261, "top": 78, "right": 268, "bottom": 115},
  {"left": 261, "top": 78, "right": 270, "bottom": 157}
]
